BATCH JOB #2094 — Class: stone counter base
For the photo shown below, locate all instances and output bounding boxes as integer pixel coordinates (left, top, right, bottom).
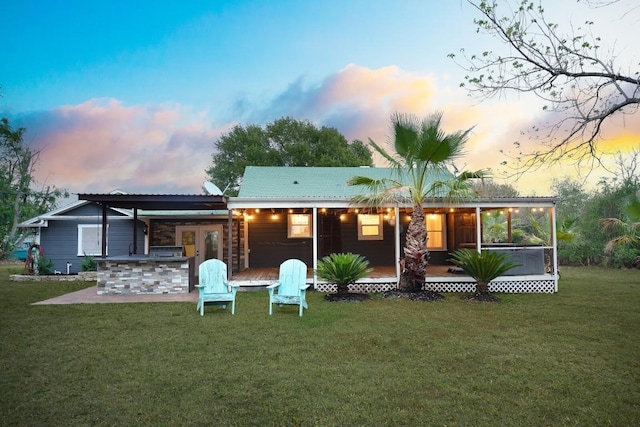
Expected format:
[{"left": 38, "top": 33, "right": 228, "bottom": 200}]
[{"left": 97, "top": 259, "right": 192, "bottom": 295}]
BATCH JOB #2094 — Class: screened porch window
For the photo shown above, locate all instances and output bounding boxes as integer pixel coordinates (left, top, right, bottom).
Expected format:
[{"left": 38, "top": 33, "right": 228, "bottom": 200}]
[
  {"left": 78, "top": 224, "right": 107, "bottom": 256},
  {"left": 358, "top": 214, "right": 383, "bottom": 240},
  {"left": 426, "top": 214, "right": 446, "bottom": 250},
  {"left": 288, "top": 214, "right": 312, "bottom": 238}
]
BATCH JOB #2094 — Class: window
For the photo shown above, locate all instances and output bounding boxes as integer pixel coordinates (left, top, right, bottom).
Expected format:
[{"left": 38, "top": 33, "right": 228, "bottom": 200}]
[
  {"left": 425, "top": 214, "right": 446, "bottom": 250},
  {"left": 288, "top": 214, "right": 312, "bottom": 238},
  {"left": 78, "top": 224, "right": 107, "bottom": 256},
  {"left": 358, "top": 214, "right": 383, "bottom": 240}
]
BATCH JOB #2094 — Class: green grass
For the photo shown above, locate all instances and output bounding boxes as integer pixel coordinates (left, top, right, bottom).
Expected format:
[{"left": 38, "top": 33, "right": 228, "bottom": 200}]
[{"left": 1, "top": 265, "right": 639, "bottom": 426}]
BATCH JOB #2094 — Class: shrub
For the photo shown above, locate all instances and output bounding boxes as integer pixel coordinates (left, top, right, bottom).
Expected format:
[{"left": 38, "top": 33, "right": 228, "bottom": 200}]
[
  {"left": 81, "top": 254, "right": 97, "bottom": 272},
  {"left": 449, "top": 249, "right": 520, "bottom": 294},
  {"left": 316, "top": 252, "right": 373, "bottom": 294},
  {"left": 35, "top": 256, "right": 54, "bottom": 275}
]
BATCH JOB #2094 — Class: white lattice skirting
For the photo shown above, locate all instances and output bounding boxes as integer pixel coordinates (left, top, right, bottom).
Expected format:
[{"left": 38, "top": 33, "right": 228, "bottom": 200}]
[
  {"left": 315, "top": 278, "right": 557, "bottom": 294},
  {"left": 424, "top": 279, "right": 556, "bottom": 294}
]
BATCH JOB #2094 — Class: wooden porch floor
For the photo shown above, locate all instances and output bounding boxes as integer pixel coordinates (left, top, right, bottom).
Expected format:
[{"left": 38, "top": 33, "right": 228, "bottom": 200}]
[{"left": 230, "top": 265, "right": 461, "bottom": 282}]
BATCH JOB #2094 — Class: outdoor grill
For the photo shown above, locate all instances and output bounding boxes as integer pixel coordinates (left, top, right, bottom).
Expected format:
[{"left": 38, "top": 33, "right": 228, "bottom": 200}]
[{"left": 149, "top": 246, "right": 183, "bottom": 258}]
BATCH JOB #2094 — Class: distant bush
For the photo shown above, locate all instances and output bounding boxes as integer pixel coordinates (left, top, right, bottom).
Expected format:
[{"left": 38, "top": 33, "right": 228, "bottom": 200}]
[{"left": 35, "top": 256, "right": 54, "bottom": 275}]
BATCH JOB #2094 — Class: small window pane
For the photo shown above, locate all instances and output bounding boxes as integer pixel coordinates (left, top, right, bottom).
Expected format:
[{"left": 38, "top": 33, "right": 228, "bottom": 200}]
[
  {"left": 358, "top": 214, "right": 383, "bottom": 240},
  {"left": 288, "top": 214, "right": 312, "bottom": 238}
]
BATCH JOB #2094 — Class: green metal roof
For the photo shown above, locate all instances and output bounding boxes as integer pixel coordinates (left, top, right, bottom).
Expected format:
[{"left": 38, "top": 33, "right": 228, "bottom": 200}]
[{"left": 237, "top": 166, "right": 415, "bottom": 199}]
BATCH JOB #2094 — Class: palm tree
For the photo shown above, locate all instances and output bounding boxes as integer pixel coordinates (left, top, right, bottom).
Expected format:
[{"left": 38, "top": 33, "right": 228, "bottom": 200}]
[
  {"left": 349, "top": 112, "right": 486, "bottom": 291},
  {"left": 601, "top": 195, "right": 640, "bottom": 267}
]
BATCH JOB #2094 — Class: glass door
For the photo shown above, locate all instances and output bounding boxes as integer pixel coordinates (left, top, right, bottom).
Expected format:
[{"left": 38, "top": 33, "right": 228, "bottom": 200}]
[{"left": 176, "top": 225, "right": 223, "bottom": 268}]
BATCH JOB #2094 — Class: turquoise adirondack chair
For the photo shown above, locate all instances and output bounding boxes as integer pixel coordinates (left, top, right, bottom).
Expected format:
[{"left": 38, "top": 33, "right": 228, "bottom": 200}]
[
  {"left": 195, "top": 259, "right": 239, "bottom": 316},
  {"left": 267, "top": 259, "right": 310, "bottom": 317}
]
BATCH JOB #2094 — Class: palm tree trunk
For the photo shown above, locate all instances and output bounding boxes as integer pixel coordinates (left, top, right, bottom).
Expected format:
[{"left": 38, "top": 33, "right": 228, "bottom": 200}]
[
  {"left": 400, "top": 205, "right": 429, "bottom": 291},
  {"left": 475, "top": 281, "right": 490, "bottom": 295}
]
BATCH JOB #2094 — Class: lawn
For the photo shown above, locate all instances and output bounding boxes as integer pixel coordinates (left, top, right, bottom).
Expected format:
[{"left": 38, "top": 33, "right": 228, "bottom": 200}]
[{"left": 1, "top": 265, "right": 639, "bottom": 426}]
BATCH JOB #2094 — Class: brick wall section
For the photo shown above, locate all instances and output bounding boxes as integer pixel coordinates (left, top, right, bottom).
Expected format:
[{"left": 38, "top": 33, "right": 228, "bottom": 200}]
[{"left": 97, "top": 259, "right": 190, "bottom": 295}]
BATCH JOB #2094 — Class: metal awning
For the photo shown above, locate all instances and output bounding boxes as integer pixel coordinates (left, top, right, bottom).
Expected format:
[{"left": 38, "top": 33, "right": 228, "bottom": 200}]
[
  {"left": 77, "top": 193, "right": 230, "bottom": 263},
  {"left": 77, "top": 193, "right": 228, "bottom": 211}
]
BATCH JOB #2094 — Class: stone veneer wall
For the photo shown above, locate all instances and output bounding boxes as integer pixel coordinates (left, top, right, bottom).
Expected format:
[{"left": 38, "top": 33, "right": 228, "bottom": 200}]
[{"left": 97, "top": 259, "right": 191, "bottom": 295}]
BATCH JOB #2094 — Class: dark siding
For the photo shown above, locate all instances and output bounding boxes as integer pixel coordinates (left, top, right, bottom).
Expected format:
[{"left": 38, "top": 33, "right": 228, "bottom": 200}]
[
  {"left": 398, "top": 211, "right": 451, "bottom": 266},
  {"left": 339, "top": 215, "right": 395, "bottom": 266},
  {"left": 38, "top": 217, "right": 144, "bottom": 274},
  {"left": 248, "top": 216, "right": 312, "bottom": 267}
]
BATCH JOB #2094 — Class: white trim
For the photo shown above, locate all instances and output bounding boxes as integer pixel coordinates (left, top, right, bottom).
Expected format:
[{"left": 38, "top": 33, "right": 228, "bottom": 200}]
[
  {"left": 77, "top": 224, "right": 107, "bottom": 256},
  {"left": 313, "top": 207, "right": 318, "bottom": 288}
]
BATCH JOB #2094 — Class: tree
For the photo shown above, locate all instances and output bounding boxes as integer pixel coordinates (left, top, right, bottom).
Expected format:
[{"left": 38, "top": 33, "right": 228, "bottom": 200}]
[
  {"left": 601, "top": 194, "right": 640, "bottom": 267},
  {"left": 349, "top": 112, "right": 486, "bottom": 291},
  {"left": 0, "top": 117, "right": 67, "bottom": 259},
  {"left": 473, "top": 179, "right": 520, "bottom": 198},
  {"left": 450, "top": 0, "right": 640, "bottom": 165},
  {"left": 206, "top": 117, "right": 373, "bottom": 196}
]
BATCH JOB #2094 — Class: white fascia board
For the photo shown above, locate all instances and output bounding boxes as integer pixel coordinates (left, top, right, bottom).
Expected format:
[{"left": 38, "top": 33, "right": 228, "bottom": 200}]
[{"left": 229, "top": 197, "right": 556, "bottom": 210}]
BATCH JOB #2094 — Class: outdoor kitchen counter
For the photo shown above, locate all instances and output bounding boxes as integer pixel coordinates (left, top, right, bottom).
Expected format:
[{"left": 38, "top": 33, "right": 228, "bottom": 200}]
[{"left": 96, "top": 255, "right": 195, "bottom": 295}]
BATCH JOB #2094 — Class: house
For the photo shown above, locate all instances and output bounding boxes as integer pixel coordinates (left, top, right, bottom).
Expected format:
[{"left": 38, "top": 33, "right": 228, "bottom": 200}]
[
  {"left": 19, "top": 166, "right": 559, "bottom": 293},
  {"left": 17, "top": 194, "right": 146, "bottom": 274},
  {"left": 228, "top": 166, "right": 559, "bottom": 293}
]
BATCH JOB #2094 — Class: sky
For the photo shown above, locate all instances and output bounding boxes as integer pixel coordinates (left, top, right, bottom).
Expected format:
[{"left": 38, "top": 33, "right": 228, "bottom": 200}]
[{"left": 1, "top": 0, "right": 638, "bottom": 200}]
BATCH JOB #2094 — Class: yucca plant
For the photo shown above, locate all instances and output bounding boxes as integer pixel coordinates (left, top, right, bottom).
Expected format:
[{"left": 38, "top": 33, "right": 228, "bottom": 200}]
[
  {"left": 449, "top": 249, "right": 520, "bottom": 296},
  {"left": 316, "top": 252, "right": 373, "bottom": 295}
]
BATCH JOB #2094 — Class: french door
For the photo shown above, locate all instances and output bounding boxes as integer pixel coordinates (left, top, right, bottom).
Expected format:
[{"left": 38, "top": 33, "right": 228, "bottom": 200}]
[{"left": 175, "top": 225, "right": 223, "bottom": 269}]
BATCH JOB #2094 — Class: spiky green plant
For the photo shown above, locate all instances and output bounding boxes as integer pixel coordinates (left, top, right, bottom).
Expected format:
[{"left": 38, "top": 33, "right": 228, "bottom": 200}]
[
  {"left": 315, "top": 252, "right": 373, "bottom": 295},
  {"left": 449, "top": 249, "right": 520, "bottom": 295}
]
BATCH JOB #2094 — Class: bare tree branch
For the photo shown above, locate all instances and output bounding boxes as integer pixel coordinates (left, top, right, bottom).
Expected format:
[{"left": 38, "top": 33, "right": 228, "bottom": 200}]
[{"left": 449, "top": 0, "right": 640, "bottom": 169}]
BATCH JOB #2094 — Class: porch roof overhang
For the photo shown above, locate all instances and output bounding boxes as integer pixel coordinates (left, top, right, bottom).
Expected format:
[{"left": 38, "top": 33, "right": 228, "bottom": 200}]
[{"left": 77, "top": 193, "right": 228, "bottom": 211}]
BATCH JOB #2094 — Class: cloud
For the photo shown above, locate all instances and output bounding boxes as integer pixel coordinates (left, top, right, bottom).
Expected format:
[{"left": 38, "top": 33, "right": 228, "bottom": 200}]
[
  {"left": 10, "top": 64, "right": 638, "bottom": 198},
  {"left": 15, "top": 99, "right": 225, "bottom": 194}
]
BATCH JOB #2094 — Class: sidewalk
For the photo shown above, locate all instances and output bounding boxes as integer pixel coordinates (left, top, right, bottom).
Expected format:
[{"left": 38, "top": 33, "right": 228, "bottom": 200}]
[{"left": 32, "top": 285, "right": 198, "bottom": 305}]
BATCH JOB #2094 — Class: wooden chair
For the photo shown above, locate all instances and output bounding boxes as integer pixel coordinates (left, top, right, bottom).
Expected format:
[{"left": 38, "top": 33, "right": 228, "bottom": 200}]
[
  {"left": 267, "top": 259, "right": 309, "bottom": 317},
  {"left": 195, "top": 259, "right": 239, "bottom": 316}
]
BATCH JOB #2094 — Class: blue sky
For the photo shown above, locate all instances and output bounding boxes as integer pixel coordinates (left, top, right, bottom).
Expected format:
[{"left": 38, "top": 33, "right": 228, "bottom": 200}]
[{"left": 1, "top": 0, "right": 637, "bottom": 196}]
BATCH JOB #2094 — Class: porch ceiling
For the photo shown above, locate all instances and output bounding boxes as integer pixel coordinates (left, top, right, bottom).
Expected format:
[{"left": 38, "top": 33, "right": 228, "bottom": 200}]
[{"left": 77, "top": 193, "right": 228, "bottom": 211}]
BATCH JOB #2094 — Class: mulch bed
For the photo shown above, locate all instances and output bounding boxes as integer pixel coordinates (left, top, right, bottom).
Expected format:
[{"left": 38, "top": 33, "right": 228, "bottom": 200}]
[
  {"left": 379, "top": 289, "right": 444, "bottom": 302},
  {"left": 323, "top": 290, "right": 499, "bottom": 303},
  {"left": 324, "top": 293, "right": 371, "bottom": 302},
  {"left": 324, "top": 290, "right": 446, "bottom": 303},
  {"left": 462, "top": 292, "right": 500, "bottom": 302}
]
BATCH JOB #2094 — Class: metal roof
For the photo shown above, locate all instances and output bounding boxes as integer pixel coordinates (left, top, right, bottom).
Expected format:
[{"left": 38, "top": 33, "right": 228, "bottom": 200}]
[
  {"left": 236, "top": 166, "right": 450, "bottom": 198},
  {"left": 77, "top": 193, "right": 228, "bottom": 211}
]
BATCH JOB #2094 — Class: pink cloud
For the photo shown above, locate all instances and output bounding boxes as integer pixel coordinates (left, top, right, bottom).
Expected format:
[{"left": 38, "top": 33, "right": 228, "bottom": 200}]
[{"left": 20, "top": 99, "right": 225, "bottom": 194}]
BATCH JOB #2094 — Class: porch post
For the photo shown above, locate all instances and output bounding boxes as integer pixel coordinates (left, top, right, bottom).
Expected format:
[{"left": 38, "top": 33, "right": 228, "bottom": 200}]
[
  {"left": 101, "top": 204, "right": 108, "bottom": 258},
  {"left": 475, "top": 207, "right": 482, "bottom": 252},
  {"left": 551, "top": 204, "right": 559, "bottom": 291},
  {"left": 312, "top": 207, "right": 318, "bottom": 289},
  {"left": 227, "top": 209, "right": 233, "bottom": 280},
  {"left": 132, "top": 208, "right": 138, "bottom": 255},
  {"left": 394, "top": 206, "right": 401, "bottom": 280}
]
